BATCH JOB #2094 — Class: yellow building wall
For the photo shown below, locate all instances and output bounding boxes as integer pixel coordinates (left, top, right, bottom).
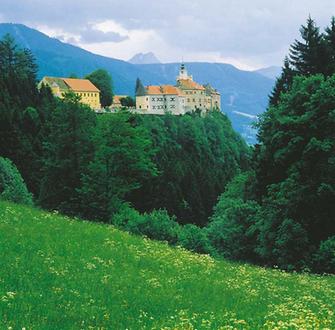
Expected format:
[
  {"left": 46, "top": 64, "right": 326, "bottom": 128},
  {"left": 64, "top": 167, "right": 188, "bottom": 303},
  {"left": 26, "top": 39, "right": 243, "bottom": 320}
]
[{"left": 75, "top": 91, "right": 101, "bottom": 109}]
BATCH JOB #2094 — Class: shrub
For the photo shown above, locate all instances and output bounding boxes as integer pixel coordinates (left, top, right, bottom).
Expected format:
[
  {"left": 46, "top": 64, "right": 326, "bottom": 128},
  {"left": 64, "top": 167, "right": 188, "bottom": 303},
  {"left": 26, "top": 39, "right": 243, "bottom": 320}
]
[
  {"left": 313, "top": 236, "right": 335, "bottom": 274},
  {"left": 0, "top": 157, "right": 33, "bottom": 205},
  {"left": 178, "top": 224, "right": 211, "bottom": 254},
  {"left": 113, "top": 206, "right": 180, "bottom": 244}
]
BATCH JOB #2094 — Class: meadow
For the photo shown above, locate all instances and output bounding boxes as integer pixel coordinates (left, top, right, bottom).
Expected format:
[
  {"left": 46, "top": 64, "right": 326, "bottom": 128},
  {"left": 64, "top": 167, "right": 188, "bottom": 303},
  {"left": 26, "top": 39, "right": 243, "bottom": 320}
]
[{"left": 0, "top": 201, "right": 334, "bottom": 329}]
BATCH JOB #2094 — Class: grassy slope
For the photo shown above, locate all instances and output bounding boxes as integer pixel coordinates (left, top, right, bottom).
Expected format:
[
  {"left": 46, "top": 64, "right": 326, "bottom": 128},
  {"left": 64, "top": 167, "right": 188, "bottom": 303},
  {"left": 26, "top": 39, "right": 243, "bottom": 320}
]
[{"left": 0, "top": 202, "right": 334, "bottom": 329}]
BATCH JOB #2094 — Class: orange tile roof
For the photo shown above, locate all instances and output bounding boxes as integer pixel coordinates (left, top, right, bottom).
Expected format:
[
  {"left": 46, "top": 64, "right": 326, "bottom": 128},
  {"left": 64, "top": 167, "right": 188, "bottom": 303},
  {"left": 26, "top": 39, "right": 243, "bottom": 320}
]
[
  {"left": 146, "top": 85, "right": 163, "bottom": 95},
  {"left": 177, "top": 79, "right": 205, "bottom": 90},
  {"left": 161, "top": 85, "right": 182, "bottom": 95},
  {"left": 63, "top": 78, "right": 100, "bottom": 92}
]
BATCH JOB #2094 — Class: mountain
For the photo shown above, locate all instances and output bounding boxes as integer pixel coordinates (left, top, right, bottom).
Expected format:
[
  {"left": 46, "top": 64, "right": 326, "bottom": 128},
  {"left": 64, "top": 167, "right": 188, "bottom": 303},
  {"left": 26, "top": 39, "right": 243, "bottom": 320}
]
[
  {"left": 255, "top": 66, "right": 281, "bottom": 80},
  {"left": 0, "top": 23, "right": 275, "bottom": 143},
  {"left": 129, "top": 52, "right": 161, "bottom": 64}
]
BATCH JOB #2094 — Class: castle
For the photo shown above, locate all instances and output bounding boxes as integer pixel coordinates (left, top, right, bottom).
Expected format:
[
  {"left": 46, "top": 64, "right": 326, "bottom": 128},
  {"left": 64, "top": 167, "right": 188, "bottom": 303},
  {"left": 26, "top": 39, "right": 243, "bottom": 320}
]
[
  {"left": 135, "top": 64, "right": 221, "bottom": 115},
  {"left": 39, "top": 64, "right": 221, "bottom": 115}
]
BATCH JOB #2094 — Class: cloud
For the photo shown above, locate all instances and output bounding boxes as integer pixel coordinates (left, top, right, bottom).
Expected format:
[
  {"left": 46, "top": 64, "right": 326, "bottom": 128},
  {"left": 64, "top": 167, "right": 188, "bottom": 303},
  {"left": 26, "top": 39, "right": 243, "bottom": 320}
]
[
  {"left": 1, "top": 0, "right": 335, "bottom": 69},
  {"left": 79, "top": 27, "right": 128, "bottom": 43}
]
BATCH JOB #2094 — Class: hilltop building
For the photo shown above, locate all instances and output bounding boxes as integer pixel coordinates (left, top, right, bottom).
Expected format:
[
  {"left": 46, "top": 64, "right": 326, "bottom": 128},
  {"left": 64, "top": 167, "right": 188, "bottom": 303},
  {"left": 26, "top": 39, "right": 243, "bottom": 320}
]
[
  {"left": 39, "top": 77, "right": 101, "bottom": 110},
  {"left": 110, "top": 95, "right": 128, "bottom": 109},
  {"left": 135, "top": 64, "right": 221, "bottom": 115}
]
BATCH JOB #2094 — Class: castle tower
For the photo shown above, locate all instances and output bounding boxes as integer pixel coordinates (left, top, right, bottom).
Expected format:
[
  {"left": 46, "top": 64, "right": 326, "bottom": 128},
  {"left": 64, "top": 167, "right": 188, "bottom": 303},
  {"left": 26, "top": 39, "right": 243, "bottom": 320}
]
[{"left": 177, "top": 63, "right": 193, "bottom": 81}]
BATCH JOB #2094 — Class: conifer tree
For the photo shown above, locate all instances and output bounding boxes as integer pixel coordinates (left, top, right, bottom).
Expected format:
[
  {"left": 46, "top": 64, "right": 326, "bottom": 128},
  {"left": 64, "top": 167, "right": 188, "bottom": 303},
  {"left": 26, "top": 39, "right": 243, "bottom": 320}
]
[
  {"left": 324, "top": 16, "right": 335, "bottom": 75},
  {"left": 269, "top": 57, "right": 295, "bottom": 106},
  {"left": 289, "top": 17, "right": 326, "bottom": 76}
]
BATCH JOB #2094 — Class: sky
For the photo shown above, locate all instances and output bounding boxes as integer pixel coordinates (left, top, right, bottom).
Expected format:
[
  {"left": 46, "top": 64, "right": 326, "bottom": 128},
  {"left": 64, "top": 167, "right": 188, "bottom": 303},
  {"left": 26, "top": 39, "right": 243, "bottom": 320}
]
[{"left": 0, "top": 0, "right": 335, "bottom": 70}]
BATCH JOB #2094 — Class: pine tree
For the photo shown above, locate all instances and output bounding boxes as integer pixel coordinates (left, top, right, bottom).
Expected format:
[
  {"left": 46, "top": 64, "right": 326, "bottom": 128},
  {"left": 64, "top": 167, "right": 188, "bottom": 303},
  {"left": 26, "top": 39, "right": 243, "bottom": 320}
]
[
  {"left": 269, "top": 57, "right": 295, "bottom": 106},
  {"left": 324, "top": 16, "right": 335, "bottom": 75},
  {"left": 289, "top": 17, "right": 326, "bottom": 76}
]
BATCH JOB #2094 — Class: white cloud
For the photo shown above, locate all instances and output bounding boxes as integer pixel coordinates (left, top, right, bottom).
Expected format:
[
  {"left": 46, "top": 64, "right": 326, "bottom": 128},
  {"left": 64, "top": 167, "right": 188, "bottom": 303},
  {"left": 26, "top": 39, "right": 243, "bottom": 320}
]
[
  {"left": 2, "top": 0, "right": 335, "bottom": 68},
  {"left": 75, "top": 19, "right": 167, "bottom": 62}
]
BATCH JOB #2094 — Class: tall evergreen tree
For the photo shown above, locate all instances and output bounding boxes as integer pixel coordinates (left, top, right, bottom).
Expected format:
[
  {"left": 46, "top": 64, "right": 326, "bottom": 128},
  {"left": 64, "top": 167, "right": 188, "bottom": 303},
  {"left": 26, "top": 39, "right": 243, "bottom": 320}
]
[
  {"left": 269, "top": 57, "right": 295, "bottom": 106},
  {"left": 289, "top": 17, "right": 326, "bottom": 76},
  {"left": 324, "top": 16, "right": 335, "bottom": 75}
]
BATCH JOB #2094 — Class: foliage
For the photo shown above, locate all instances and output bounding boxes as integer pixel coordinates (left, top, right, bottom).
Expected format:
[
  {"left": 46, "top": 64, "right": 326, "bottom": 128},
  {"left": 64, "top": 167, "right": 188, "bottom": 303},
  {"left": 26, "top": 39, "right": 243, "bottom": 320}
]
[
  {"left": 178, "top": 224, "right": 210, "bottom": 254},
  {"left": 313, "top": 236, "right": 335, "bottom": 274},
  {"left": 85, "top": 69, "right": 113, "bottom": 107},
  {"left": 289, "top": 16, "right": 327, "bottom": 76},
  {"left": 256, "top": 75, "right": 335, "bottom": 265},
  {"left": 79, "top": 112, "right": 157, "bottom": 220},
  {"left": 1, "top": 201, "right": 335, "bottom": 329},
  {"left": 129, "top": 112, "right": 250, "bottom": 226},
  {"left": 207, "top": 173, "right": 260, "bottom": 261},
  {"left": 0, "top": 33, "right": 52, "bottom": 194},
  {"left": 270, "top": 16, "right": 335, "bottom": 108},
  {"left": 0, "top": 157, "right": 32, "bottom": 205},
  {"left": 120, "top": 96, "right": 135, "bottom": 107},
  {"left": 38, "top": 92, "right": 96, "bottom": 214},
  {"left": 113, "top": 206, "right": 180, "bottom": 244}
]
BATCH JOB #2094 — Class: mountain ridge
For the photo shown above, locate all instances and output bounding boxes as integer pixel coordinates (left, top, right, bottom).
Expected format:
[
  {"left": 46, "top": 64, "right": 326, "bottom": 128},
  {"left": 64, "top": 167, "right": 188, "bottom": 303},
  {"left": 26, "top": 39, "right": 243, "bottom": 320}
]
[
  {"left": 129, "top": 52, "right": 161, "bottom": 64},
  {"left": 0, "top": 23, "right": 275, "bottom": 143}
]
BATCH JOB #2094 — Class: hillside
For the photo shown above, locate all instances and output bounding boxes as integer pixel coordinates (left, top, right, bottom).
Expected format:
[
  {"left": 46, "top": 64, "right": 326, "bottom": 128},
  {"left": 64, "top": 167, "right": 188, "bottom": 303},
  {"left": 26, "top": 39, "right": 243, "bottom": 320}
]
[
  {"left": 0, "top": 201, "right": 334, "bottom": 329},
  {"left": 0, "top": 23, "right": 275, "bottom": 143}
]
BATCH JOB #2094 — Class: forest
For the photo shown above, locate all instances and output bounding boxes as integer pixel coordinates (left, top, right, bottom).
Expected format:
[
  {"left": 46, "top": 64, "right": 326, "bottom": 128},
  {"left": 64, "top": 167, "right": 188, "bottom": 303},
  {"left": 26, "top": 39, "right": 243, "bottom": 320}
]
[{"left": 0, "top": 16, "right": 334, "bottom": 274}]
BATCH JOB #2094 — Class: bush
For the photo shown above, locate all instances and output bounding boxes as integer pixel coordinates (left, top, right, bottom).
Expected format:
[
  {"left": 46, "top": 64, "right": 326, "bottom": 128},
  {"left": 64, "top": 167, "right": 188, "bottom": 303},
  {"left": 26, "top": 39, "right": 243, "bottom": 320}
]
[
  {"left": 113, "top": 206, "right": 180, "bottom": 244},
  {"left": 207, "top": 173, "right": 260, "bottom": 261},
  {"left": 0, "top": 157, "right": 33, "bottom": 205},
  {"left": 178, "top": 224, "right": 211, "bottom": 254},
  {"left": 313, "top": 236, "right": 335, "bottom": 274}
]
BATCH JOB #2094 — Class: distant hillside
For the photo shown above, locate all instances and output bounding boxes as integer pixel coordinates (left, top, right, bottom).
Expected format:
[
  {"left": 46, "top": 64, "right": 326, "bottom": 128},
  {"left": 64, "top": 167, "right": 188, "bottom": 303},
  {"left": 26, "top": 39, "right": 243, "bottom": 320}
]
[
  {"left": 129, "top": 52, "right": 161, "bottom": 64},
  {"left": 1, "top": 201, "right": 334, "bottom": 328},
  {"left": 0, "top": 23, "right": 275, "bottom": 143},
  {"left": 255, "top": 66, "right": 282, "bottom": 80}
]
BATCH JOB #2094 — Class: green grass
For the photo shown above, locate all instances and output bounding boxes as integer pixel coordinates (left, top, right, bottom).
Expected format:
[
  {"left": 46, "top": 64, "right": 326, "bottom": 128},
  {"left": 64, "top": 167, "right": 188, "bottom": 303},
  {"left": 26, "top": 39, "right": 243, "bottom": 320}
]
[{"left": 0, "top": 201, "right": 334, "bottom": 329}]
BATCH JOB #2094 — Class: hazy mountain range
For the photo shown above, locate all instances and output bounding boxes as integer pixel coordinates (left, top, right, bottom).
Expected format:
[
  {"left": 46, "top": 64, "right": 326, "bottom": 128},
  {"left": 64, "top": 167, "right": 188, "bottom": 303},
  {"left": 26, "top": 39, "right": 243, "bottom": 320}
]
[
  {"left": 129, "top": 52, "right": 161, "bottom": 64},
  {"left": 0, "top": 23, "right": 276, "bottom": 143},
  {"left": 254, "top": 66, "right": 281, "bottom": 80}
]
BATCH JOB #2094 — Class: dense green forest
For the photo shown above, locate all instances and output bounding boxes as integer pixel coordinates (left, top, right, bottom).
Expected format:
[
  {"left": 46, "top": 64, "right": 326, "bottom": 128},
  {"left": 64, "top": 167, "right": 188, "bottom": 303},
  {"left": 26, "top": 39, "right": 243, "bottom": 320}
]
[{"left": 0, "top": 16, "right": 334, "bottom": 274}]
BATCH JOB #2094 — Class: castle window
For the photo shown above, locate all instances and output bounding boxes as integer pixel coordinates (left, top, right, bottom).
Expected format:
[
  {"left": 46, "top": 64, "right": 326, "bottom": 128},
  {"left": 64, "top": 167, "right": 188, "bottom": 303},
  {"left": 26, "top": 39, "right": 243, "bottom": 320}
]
[
  {"left": 170, "top": 105, "right": 175, "bottom": 109},
  {"left": 152, "top": 97, "right": 155, "bottom": 101},
  {"left": 170, "top": 97, "right": 175, "bottom": 101}
]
